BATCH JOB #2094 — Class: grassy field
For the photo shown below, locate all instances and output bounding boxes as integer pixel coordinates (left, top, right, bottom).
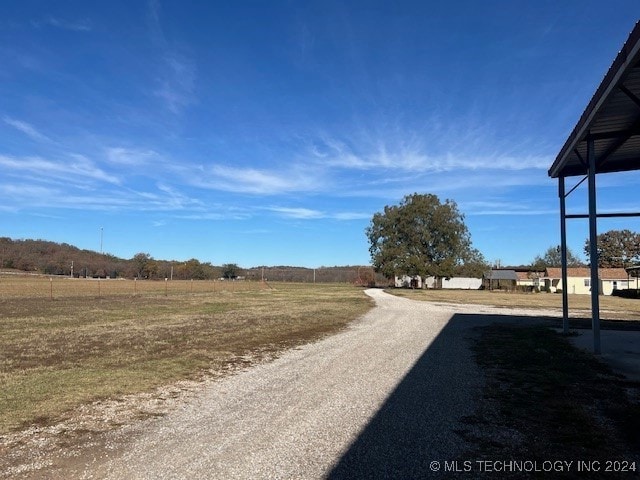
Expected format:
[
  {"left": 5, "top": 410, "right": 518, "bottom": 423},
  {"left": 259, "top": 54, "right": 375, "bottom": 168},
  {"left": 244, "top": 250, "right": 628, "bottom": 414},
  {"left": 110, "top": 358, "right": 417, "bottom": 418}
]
[
  {"left": 3, "top": 275, "right": 640, "bottom": 468},
  {"left": 0, "top": 275, "right": 373, "bottom": 434},
  {"left": 389, "top": 287, "right": 640, "bottom": 321}
]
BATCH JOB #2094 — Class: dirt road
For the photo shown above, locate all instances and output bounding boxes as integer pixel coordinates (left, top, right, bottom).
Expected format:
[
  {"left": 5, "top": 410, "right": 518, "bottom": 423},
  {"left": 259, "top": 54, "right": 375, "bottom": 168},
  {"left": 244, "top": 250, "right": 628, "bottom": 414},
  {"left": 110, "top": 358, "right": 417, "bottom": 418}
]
[{"left": 36, "top": 289, "right": 553, "bottom": 479}]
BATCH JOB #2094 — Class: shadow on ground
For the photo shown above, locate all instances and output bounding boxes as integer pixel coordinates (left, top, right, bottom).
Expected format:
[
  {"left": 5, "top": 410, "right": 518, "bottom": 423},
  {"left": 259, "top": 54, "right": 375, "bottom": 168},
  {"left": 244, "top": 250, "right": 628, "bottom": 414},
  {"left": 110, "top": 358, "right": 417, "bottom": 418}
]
[{"left": 326, "top": 311, "right": 639, "bottom": 479}]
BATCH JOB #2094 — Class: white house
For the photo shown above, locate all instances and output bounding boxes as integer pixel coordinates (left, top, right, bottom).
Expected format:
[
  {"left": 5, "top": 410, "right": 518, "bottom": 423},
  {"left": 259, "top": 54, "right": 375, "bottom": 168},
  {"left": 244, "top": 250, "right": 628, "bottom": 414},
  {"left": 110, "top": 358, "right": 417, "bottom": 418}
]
[
  {"left": 424, "top": 276, "right": 482, "bottom": 289},
  {"left": 543, "top": 267, "right": 629, "bottom": 295},
  {"left": 394, "top": 275, "right": 423, "bottom": 288},
  {"left": 394, "top": 275, "right": 482, "bottom": 289}
]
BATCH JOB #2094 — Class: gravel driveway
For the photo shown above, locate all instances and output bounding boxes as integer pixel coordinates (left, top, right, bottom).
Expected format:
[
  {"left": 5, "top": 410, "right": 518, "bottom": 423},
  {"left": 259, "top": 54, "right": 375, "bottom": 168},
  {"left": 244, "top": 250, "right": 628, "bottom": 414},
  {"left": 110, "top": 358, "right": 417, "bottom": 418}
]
[{"left": 67, "top": 289, "right": 549, "bottom": 479}]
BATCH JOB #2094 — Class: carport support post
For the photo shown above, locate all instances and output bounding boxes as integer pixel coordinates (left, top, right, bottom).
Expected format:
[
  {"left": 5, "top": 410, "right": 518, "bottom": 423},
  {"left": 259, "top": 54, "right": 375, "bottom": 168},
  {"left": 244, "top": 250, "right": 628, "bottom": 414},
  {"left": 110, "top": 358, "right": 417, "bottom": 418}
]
[
  {"left": 559, "top": 176, "right": 569, "bottom": 334},
  {"left": 587, "top": 137, "right": 601, "bottom": 354}
]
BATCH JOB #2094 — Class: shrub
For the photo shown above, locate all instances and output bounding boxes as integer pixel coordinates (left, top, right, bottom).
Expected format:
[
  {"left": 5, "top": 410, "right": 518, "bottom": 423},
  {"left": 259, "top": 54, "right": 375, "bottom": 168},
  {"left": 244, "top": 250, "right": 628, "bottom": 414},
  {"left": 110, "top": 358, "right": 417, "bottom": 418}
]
[{"left": 612, "top": 289, "right": 640, "bottom": 299}]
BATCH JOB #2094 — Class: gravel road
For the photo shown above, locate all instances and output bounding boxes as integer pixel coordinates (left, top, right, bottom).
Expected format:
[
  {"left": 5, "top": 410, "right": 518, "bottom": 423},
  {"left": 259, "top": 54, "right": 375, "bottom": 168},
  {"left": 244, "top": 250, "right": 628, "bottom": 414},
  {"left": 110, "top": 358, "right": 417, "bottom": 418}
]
[{"left": 69, "top": 289, "right": 553, "bottom": 479}]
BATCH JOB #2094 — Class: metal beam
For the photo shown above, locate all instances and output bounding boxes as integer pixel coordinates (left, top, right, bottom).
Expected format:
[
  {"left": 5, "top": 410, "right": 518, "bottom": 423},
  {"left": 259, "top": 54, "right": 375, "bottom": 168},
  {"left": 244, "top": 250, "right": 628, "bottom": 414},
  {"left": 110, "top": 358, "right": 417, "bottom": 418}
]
[
  {"left": 573, "top": 149, "right": 588, "bottom": 169},
  {"left": 564, "top": 175, "right": 587, "bottom": 198},
  {"left": 559, "top": 177, "right": 569, "bottom": 334},
  {"left": 587, "top": 137, "right": 601, "bottom": 355},
  {"left": 585, "top": 129, "right": 636, "bottom": 141},
  {"left": 596, "top": 115, "right": 640, "bottom": 170},
  {"left": 565, "top": 212, "right": 640, "bottom": 219},
  {"left": 619, "top": 84, "right": 640, "bottom": 110}
]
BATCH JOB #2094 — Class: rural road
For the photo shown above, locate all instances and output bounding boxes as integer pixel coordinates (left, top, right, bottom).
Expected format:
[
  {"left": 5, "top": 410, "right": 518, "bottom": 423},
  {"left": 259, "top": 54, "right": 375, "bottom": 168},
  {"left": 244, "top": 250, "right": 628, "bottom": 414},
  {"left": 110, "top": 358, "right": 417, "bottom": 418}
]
[{"left": 69, "top": 289, "right": 548, "bottom": 479}]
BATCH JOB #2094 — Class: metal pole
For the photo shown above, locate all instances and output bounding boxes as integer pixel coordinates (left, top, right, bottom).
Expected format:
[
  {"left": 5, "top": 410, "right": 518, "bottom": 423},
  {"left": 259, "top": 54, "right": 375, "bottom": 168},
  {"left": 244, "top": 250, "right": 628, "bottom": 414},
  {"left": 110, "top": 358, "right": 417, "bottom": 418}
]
[
  {"left": 559, "top": 177, "right": 569, "bottom": 334},
  {"left": 587, "top": 137, "right": 601, "bottom": 354}
]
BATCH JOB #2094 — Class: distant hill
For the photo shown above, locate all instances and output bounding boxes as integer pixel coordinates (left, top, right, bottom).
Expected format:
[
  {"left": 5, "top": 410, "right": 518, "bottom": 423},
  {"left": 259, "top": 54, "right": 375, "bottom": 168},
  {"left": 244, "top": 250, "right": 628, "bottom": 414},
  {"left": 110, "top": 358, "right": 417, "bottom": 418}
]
[
  {"left": 0, "top": 237, "right": 381, "bottom": 284},
  {"left": 0, "top": 237, "right": 140, "bottom": 278}
]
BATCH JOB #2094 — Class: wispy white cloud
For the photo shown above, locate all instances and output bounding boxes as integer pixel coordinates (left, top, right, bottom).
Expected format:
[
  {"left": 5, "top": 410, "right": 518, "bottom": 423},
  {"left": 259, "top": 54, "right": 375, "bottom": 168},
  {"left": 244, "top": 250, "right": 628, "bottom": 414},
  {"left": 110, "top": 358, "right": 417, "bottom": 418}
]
[
  {"left": 3, "top": 117, "right": 51, "bottom": 142},
  {"left": 146, "top": 1, "right": 196, "bottom": 113},
  {"left": 147, "top": 0, "right": 165, "bottom": 45},
  {"left": 191, "top": 164, "right": 324, "bottom": 195},
  {"left": 154, "top": 183, "right": 204, "bottom": 209},
  {"left": 266, "top": 206, "right": 371, "bottom": 221},
  {"left": 0, "top": 154, "right": 120, "bottom": 185},
  {"left": 178, "top": 213, "right": 232, "bottom": 220},
  {"left": 0, "top": 178, "right": 206, "bottom": 213},
  {"left": 333, "top": 211, "right": 371, "bottom": 220},
  {"left": 154, "top": 52, "right": 197, "bottom": 113},
  {"left": 0, "top": 183, "right": 57, "bottom": 198},
  {"left": 106, "top": 147, "right": 161, "bottom": 166},
  {"left": 33, "top": 16, "right": 92, "bottom": 32},
  {"left": 267, "top": 206, "right": 324, "bottom": 219},
  {"left": 461, "top": 200, "right": 557, "bottom": 216},
  {"left": 0, "top": 204, "right": 18, "bottom": 213},
  {"left": 309, "top": 134, "right": 549, "bottom": 173},
  {"left": 0, "top": 183, "right": 128, "bottom": 211}
]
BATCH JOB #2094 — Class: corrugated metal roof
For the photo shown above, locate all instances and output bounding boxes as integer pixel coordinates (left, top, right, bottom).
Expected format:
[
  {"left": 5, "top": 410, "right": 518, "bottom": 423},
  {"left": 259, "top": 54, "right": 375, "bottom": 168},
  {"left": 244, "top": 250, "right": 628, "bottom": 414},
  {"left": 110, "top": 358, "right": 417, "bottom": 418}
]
[
  {"left": 484, "top": 269, "right": 518, "bottom": 281},
  {"left": 549, "top": 21, "right": 640, "bottom": 178}
]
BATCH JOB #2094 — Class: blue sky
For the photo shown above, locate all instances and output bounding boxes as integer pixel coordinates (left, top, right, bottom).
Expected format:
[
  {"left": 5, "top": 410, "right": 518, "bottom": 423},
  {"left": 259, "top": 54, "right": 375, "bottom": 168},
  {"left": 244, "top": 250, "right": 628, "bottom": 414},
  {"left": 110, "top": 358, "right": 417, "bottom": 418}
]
[{"left": 1, "top": 1, "right": 640, "bottom": 268}]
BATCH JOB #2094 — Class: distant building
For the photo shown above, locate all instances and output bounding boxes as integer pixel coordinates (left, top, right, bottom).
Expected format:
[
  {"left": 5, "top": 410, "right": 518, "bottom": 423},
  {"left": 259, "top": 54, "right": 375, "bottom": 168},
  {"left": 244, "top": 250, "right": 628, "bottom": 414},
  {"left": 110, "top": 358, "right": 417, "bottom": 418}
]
[
  {"left": 542, "top": 267, "right": 629, "bottom": 295},
  {"left": 423, "top": 276, "right": 482, "bottom": 289},
  {"left": 394, "top": 275, "right": 423, "bottom": 288},
  {"left": 483, "top": 269, "right": 518, "bottom": 291},
  {"left": 394, "top": 274, "right": 483, "bottom": 289}
]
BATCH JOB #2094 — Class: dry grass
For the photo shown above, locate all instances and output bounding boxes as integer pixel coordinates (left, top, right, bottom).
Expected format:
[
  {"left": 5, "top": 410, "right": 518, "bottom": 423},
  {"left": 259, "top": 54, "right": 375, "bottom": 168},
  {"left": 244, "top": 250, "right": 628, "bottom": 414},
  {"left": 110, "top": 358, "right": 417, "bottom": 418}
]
[
  {"left": 0, "top": 275, "right": 373, "bottom": 434},
  {"left": 389, "top": 288, "right": 640, "bottom": 321},
  {"left": 458, "top": 324, "right": 640, "bottom": 478}
]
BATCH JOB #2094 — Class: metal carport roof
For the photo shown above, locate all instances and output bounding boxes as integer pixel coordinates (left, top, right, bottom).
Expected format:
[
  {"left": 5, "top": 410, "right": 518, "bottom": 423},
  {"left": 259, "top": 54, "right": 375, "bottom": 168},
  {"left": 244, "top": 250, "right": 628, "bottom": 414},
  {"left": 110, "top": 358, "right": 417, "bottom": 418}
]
[
  {"left": 550, "top": 20, "right": 640, "bottom": 354},
  {"left": 484, "top": 269, "right": 518, "bottom": 281},
  {"left": 550, "top": 21, "right": 640, "bottom": 179}
]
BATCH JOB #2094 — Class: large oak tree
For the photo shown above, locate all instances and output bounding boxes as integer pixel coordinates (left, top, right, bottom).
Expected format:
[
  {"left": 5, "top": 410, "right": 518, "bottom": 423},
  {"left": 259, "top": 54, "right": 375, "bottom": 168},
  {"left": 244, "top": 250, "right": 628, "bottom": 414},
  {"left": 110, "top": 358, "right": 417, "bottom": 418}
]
[
  {"left": 366, "top": 193, "right": 486, "bottom": 281},
  {"left": 584, "top": 229, "right": 640, "bottom": 267}
]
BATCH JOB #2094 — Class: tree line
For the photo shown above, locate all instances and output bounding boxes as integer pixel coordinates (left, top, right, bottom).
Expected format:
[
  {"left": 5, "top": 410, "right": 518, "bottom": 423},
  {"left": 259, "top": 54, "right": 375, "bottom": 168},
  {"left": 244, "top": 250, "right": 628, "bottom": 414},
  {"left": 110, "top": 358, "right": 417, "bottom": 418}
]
[
  {"left": 531, "top": 229, "right": 640, "bottom": 269},
  {"left": 0, "top": 237, "right": 224, "bottom": 279},
  {"left": 0, "top": 237, "right": 382, "bottom": 284}
]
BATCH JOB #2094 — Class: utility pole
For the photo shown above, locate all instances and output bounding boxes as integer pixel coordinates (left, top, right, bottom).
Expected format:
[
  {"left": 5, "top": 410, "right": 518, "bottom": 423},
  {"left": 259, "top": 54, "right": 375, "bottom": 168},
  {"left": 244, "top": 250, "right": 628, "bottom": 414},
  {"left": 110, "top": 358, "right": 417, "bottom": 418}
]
[
  {"left": 100, "top": 227, "right": 104, "bottom": 254},
  {"left": 71, "top": 260, "right": 74, "bottom": 278}
]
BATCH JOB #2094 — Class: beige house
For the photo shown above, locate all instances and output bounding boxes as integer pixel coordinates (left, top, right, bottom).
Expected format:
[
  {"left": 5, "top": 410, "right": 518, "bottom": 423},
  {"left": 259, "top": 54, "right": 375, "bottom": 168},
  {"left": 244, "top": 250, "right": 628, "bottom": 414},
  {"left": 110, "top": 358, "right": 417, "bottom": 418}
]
[{"left": 543, "top": 267, "right": 630, "bottom": 295}]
